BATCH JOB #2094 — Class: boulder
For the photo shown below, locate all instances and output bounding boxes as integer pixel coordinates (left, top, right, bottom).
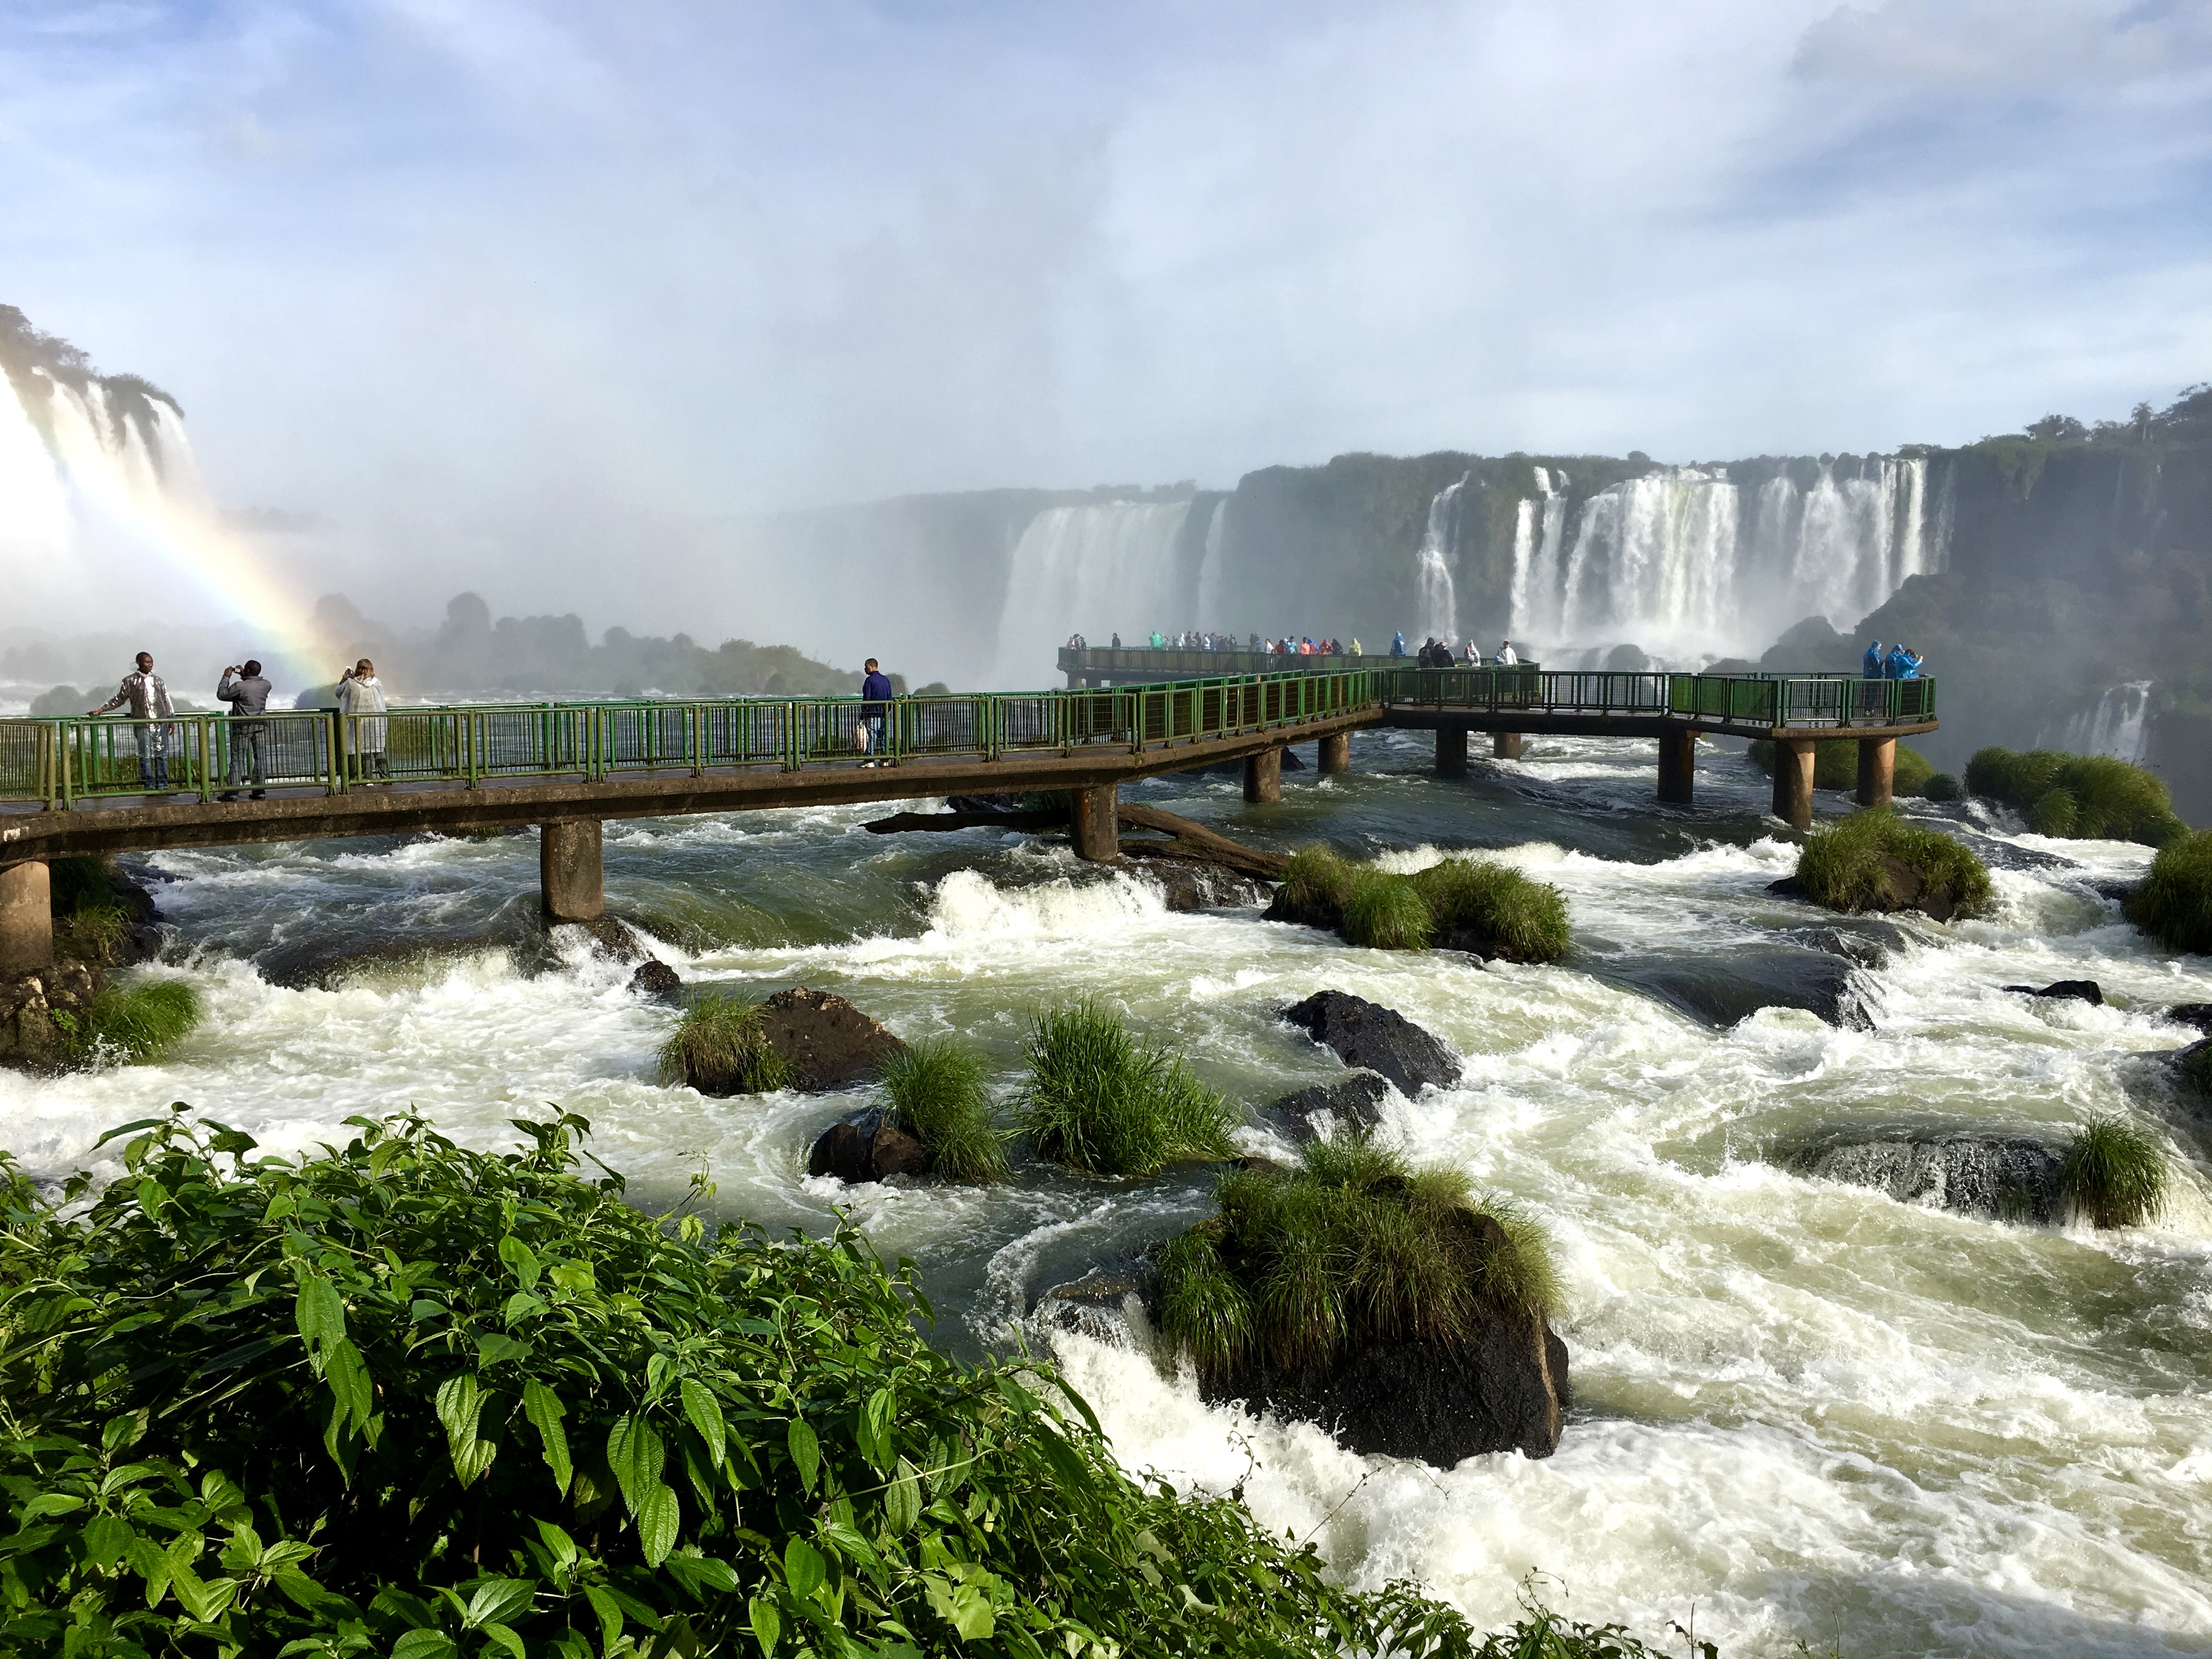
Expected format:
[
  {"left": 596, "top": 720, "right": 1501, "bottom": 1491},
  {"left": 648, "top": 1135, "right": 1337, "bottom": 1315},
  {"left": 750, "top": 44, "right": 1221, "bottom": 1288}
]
[
  {"left": 0, "top": 963, "right": 103, "bottom": 1073},
  {"left": 1784, "top": 922, "right": 1911, "bottom": 968},
  {"left": 579, "top": 917, "right": 645, "bottom": 962},
  {"left": 1122, "top": 852, "right": 1271, "bottom": 912},
  {"left": 1774, "top": 1128, "right": 2067, "bottom": 1223},
  {"left": 2162, "top": 1003, "right": 2212, "bottom": 1035},
  {"left": 1280, "top": 991, "right": 1459, "bottom": 1096},
  {"left": 2177, "top": 1038, "right": 2212, "bottom": 1099},
  {"left": 1601, "top": 944, "right": 1875, "bottom": 1030},
  {"left": 1269, "top": 1073, "right": 1391, "bottom": 1141},
  {"left": 2003, "top": 980, "right": 2103, "bottom": 1006},
  {"left": 629, "top": 960, "right": 682, "bottom": 998},
  {"left": 1034, "top": 1259, "right": 1161, "bottom": 1345},
  {"left": 806, "top": 1110, "right": 933, "bottom": 1182},
  {"left": 1859, "top": 851, "right": 1971, "bottom": 922},
  {"left": 761, "top": 986, "right": 907, "bottom": 1091}
]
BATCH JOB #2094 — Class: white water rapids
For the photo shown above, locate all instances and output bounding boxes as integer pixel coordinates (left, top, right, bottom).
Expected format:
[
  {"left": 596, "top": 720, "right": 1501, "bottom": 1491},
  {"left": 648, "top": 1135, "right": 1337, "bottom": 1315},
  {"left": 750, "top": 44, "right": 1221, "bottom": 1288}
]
[{"left": 2, "top": 734, "right": 2208, "bottom": 1655}]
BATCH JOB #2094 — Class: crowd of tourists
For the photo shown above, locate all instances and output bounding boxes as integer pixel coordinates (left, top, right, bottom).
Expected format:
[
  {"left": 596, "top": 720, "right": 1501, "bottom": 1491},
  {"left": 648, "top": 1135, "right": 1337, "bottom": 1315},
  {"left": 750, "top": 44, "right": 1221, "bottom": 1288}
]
[
  {"left": 1068, "top": 629, "right": 1528, "bottom": 662},
  {"left": 1863, "top": 639, "right": 1926, "bottom": 679}
]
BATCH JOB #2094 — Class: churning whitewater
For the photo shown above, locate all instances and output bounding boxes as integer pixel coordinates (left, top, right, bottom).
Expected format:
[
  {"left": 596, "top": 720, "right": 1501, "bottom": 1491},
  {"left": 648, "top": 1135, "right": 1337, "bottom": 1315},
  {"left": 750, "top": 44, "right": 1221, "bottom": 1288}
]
[{"left": 3, "top": 733, "right": 2208, "bottom": 1657}]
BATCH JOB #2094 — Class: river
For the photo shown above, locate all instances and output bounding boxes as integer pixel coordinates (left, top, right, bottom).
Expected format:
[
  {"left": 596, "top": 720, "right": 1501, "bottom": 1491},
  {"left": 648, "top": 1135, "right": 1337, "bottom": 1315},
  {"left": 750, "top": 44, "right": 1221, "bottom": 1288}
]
[{"left": 3, "top": 730, "right": 2208, "bottom": 1656}]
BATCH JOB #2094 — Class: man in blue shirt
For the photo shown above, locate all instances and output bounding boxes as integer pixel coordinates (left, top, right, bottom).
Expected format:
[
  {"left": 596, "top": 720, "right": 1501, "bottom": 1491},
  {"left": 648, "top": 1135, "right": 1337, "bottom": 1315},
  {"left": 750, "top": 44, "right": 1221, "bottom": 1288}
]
[{"left": 859, "top": 658, "right": 894, "bottom": 765}]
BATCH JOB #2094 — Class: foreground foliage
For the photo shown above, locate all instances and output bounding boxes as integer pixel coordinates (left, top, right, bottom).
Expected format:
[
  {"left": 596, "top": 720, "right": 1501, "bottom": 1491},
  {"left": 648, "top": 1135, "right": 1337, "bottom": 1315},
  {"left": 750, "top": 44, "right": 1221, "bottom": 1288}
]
[
  {"left": 2064, "top": 1118, "right": 2172, "bottom": 1229},
  {"left": 55, "top": 980, "right": 201, "bottom": 1066},
  {"left": 879, "top": 1038, "right": 1010, "bottom": 1184},
  {"left": 1015, "top": 1001, "right": 1238, "bottom": 1177},
  {"left": 0, "top": 1109, "right": 1543, "bottom": 1658},
  {"left": 1158, "top": 1134, "right": 1560, "bottom": 1386},
  {"left": 2125, "top": 829, "right": 2212, "bottom": 955},
  {"left": 657, "top": 991, "right": 794, "bottom": 1094},
  {"left": 1793, "top": 810, "right": 1993, "bottom": 918},
  {"left": 1963, "top": 747, "right": 2187, "bottom": 846}
]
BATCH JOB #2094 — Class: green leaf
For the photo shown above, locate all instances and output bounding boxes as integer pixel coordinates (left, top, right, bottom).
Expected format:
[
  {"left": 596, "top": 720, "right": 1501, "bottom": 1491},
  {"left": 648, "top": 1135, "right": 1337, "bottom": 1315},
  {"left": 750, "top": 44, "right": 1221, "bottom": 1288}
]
[
  {"left": 635, "top": 1480, "right": 681, "bottom": 1567},
  {"left": 465, "top": 1578, "right": 537, "bottom": 1629},
  {"left": 83, "top": 1513, "right": 134, "bottom": 1569},
  {"left": 679, "top": 1378, "right": 726, "bottom": 1468},
  {"left": 584, "top": 1584, "right": 624, "bottom": 1652},
  {"left": 748, "top": 1595, "right": 781, "bottom": 1655},
  {"left": 607, "top": 1414, "right": 667, "bottom": 1517},
  {"left": 326, "top": 1336, "right": 373, "bottom": 1436},
  {"left": 883, "top": 1458, "right": 921, "bottom": 1536},
  {"left": 783, "top": 1537, "right": 826, "bottom": 1600},
  {"left": 392, "top": 1632, "right": 459, "bottom": 1659},
  {"left": 522, "top": 1379, "right": 572, "bottom": 1496},
  {"left": 21, "top": 1491, "right": 86, "bottom": 1518},
  {"left": 476, "top": 1331, "right": 533, "bottom": 1367},
  {"left": 435, "top": 1373, "right": 496, "bottom": 1488},
  {"left": 787, "top": 1417, "right": 820, "bottom": 1493},
  {"left": 479, "top": 1623, "right": 527, "bottom": 1659},
  {"left": 497, "top": 1233, "right": 542, "bottom": 1290},
  {"left": 294, "top": 1272, "right": 345, "bottom": 1369}
]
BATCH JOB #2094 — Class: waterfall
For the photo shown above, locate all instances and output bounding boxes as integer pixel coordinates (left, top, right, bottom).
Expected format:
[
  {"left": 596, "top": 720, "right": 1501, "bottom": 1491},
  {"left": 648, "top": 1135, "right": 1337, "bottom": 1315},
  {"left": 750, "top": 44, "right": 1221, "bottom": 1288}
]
[
  {"left": 1192, "top": 499, "right": 1229, "bottom": 623},
  {"left": 990, "top": 500, "right": 1195, "bottom": 686},
  {"left": 1414, "top": 472, "right": 1469, "bottom": 641},
  {"left": 2054, "top": 681, "right": 2154, "bottom": 763},
  {"left": 1532, "top": 456, "right": 1943, "bottom": 662}
]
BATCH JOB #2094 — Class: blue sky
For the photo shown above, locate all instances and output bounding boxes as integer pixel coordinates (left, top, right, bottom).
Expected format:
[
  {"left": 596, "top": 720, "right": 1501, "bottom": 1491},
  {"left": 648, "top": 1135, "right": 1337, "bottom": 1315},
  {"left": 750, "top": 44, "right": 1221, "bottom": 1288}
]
[{"left": 5, "top": 0, "right": 2211, "bottom": 630}]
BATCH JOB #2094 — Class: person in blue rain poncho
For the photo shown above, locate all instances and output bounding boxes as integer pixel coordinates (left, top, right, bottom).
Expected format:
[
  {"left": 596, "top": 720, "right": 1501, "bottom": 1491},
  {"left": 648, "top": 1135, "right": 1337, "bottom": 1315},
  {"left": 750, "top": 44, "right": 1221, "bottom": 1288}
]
[{"left": 1863, "top": 639, "right": 1885, "bottom": 678}]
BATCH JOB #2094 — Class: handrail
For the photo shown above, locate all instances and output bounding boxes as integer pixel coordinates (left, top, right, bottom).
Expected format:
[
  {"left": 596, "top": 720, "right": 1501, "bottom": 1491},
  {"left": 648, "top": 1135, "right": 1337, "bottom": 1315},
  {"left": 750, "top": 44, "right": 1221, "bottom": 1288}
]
[{"left": 1376, "top": 667, "right": 1936, "bottom": 727}]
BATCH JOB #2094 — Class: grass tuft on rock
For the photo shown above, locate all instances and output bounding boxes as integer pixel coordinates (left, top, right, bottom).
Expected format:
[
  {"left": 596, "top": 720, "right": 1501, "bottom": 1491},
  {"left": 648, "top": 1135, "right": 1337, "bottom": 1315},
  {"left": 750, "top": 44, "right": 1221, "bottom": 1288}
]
[
  {"left": 1793, "top": 808, "right": 1993, "bottom": 919},
  {"left": 1161, "top": 1133, "right": 1560, "bottom": 1384},
  {"left": 879, "top": 1036, "right": 1008, "bottom": 1183},
  {"left": 1274, "top": 848, "right": 1573, "bottom": 962},
  {"left": 1343, "top": 872, "right": 1434, "bottom": 950},
  {"left": 52, "top": 903, "right": 129, "bottom": 966},
  {"left": 657, "top": 990, "right": 794, "bottom": 1093},
  {"left": 2063, "top": 1118, "right": 2171, "bottom": 1229},
  {"left": 1922, "top": 771, "right": 1963, "bottom": 802},
  {"left": 2124, "top": 829, "right": 2212, "bottom": 955},
  {"left": 1965, "top": 746, "right": 2186, "bottom": 845},
  {"left": 1277, "top": 844, "right": 1357, "bottom": 913},
  {"left": 57, "top": 979, "right": 200, "bottom": 1065},
  {"left": 1016, "top": 999, "right": 1237, "bottom": 1177},
  {"left": 1410, "top": 857, "right": 1573, "bottom": 962}
]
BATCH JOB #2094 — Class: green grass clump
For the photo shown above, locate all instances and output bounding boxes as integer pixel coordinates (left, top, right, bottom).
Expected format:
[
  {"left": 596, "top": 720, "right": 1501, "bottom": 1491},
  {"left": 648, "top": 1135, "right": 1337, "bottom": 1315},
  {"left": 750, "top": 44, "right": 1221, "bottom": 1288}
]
[
  {"left": 56, "top": 979, "right": 200, "bottom": 1065},
  {"left": 1276, "top": 843, "right": 1357, "bottom": 913},
  {"left": 1343, "top": 872, "right": 1435, "bottom": 949},
  {"left": 0, "top": 1107, "right": 1549, "bottom": 1658},
  {"left": 1794, "top": 809, "right": 1993, "bottom": 918},
  {"left": 2063, "top": 1118, "right": 2171, "bottom": 1229},
  {"left": 878, "top": 1036, "right": 1008, "bottom": 1183},
  {"left": 1922, "top": 771, "right": 1963, "bottom": 802},
  {"left": 656, "top": 991, "right": 794, "bottom": 1093},
  {"left": 1016, "top": 999, "right": 1238, "bottom": 1176},
  {"left": 1160, "top": 1133, "right": 1560, "bottom": 1384},
  {"left": 1410, "top": 857, "right": 1572, "bottom": 962},
  {"left": 1965, "top": 746, "right": 2184, "bottom": 844},
  {"left": 51, "top": 902, "right": 128, "bottom": 966},
  {"left": 2126, "top": 828, "right": 2212, "bottom": 954}
]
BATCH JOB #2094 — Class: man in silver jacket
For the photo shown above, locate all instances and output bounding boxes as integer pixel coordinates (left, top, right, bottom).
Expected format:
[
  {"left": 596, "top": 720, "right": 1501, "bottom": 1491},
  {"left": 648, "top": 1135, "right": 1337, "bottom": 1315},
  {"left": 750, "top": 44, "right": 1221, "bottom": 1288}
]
[{"left": 86, "top": 651, "right": 180, "bottom": 796}]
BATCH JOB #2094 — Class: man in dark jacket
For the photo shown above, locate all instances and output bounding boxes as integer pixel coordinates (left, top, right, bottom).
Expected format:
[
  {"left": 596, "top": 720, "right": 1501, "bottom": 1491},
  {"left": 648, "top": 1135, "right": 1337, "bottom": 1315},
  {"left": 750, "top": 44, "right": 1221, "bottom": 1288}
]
[
  {"left": 859, "top": 658, "right": 894, "bottom": 766},
  {"left": 216, "top": 659, "right": 274, "bottom": 800}
]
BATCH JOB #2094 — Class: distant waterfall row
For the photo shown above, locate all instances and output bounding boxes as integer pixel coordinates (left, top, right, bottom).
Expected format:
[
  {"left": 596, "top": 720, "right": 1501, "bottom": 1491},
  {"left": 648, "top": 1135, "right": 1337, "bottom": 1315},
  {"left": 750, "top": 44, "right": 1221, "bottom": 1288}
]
[
  {"left": 2047, "top": 680, "right": 2154, "bottom": 763},
  {"left": 1505, "top": 456, "right": 1950, "bottom": 662}
]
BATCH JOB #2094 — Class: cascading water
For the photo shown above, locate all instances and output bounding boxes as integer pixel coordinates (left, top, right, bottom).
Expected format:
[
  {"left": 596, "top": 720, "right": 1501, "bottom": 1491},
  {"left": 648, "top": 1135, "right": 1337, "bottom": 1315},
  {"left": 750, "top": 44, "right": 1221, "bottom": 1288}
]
[
  {"left": 1414, "top": 471, "right": 1469, "bottom": 642},
  {"left": 1192, "top": 499, "right": 1230, "bottom": 624},
  {"left": 2051, "top": 681, "right": 2155, "bottom": 762},
  {"left": 989, "top": 500, "right": 1195, "bottom": 685},
  {"left": 1518, "top": 457, "right": 1943, "bottom": 663}
]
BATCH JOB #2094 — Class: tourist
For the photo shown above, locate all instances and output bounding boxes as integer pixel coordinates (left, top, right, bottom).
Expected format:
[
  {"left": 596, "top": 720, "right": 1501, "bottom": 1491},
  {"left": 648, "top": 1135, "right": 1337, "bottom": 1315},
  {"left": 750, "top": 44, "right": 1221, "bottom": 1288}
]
[
  {"left": 1895, "top": 645, "right": 1924, "bottom": 679},
  {"left": 86, "top": 651, "right": 179, "bottom": 795},
  {"left": 1498, "top": 639, "right": 1519, "bottom": 666},
  {"left": 858, "top": 657, "right": 894, "bottom": 765},
  {"left": 335, "top": 659, "right": 390, "bottom": 784},
  {"left": 1110, "top": 632, "right": 1121, "bottom": 649},
  {"left": 1466, "top": 640, "right": 1481, "bottom": 664},
  {"left": 1884, "top": 643, "right": 1910, "bottom": 680},
  {"left": 1349, "top": 638, "right": 1362, "bottom": 656},
  {"left": 1391, "top": 632, "right": 1407, "bottom": 657},
  {"left": 216, "top": 659, "right": 274, "bottom": 802},
  {"left": 1863, "top": 639, "right": 1884, "bottom": 678}
]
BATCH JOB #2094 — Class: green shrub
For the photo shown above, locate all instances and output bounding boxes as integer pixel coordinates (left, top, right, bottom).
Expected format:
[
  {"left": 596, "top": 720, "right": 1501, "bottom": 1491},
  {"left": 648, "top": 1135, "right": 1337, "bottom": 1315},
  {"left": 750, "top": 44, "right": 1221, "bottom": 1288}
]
[
  {"left": 2127, "top": 829, "right": 2212, "bottom": 953},
  {"left": 2063, "top": 1118, "right": 2171, "bottom": 1228},
  {"left": 1160, "top": 1134, "right": 1560, "bottom": 1384},
  {"left": 52, "top": 902, "right": 129, "bottom": 966},
  {"left": 0, "top": 1109, "right": 1520, "bottom": 1659},
  {"left": 1964, "top": 746, "right": 2182, "bottom": 844},
  {"left": 1891, "top": 744, "right": 1936, "bottom": 797},
  {"left": 1922, "top": 771, "right": 1963, "bottom": 802},
  {"left": 657, "top": 991, "right": 794, "bottom": 1093},
  {"left": 1794, "top": 809, "right": 1993, "bottom": 918},
  {"left": 1277, "top": 844, "right": 1357, "bottom": 913},
  {"left": 1344, "top": 872, "right": 1435, "bottom": 950},
  {"left": 55, "top": 979, "right": 200, "bottom": 1065},
  {"left": 47, "top": 854, "right": 122, "bottom": 913},
  {"left": 1410, "top": 857, "right": 1572, "bottom": 962},
  {"left": 2029, "top": 787, "right": 2079, "bottom": 837},
  {"left": 879, "top": 1036, "right": 1008, "bottom": 1184},
  {"left": 1016, "top": 999, "right": 1238, "bottom": 1176}
]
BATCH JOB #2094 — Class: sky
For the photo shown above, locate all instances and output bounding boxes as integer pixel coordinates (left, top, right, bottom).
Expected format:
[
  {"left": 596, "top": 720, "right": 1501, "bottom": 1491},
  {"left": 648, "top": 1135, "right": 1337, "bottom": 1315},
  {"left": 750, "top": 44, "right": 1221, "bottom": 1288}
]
[{"left": 4, "top": 0, "right": 2212, "bottom": 640}]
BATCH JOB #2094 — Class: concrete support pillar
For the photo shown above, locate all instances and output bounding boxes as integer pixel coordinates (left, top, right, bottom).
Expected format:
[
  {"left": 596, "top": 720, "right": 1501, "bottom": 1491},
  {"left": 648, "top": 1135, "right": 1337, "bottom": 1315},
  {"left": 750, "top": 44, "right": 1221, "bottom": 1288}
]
[
  {"left": 1071, "top": 784, "right": 1119, "bottom": 862},
  {"left": 1493, "top": 732, "right": 1525, "bottom": 761},
  {"left": 1435, "top": 727, "right": 1468, "bottom": 777},
  {"left": 1657, "top": 731, "right": 1696, "bottom": 805},
  {"left": 1243, "top": 747, "right": 1283, "bottom": 804},
  {"left": 1318, "top": 732, "right": 1351, "bottom": 775},
  {"left": 0, "top": 861, "right": 54, "bottom": 977},
  {"left": 1857, "top": 737, "right": 1896, "bottom": 810},
  {"left": 540, "top": 819, "right": 605, "bottom": 923},
  {"left": 1771, "top": 739, "right": 1816, "bottom": 831}
]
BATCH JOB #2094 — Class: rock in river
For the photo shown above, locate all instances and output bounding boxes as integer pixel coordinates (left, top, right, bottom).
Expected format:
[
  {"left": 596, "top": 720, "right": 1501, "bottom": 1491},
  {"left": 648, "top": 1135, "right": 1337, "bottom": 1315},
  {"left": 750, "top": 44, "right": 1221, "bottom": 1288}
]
[
  {"left": 808, "top": 1110, "right": 933, "bottom": 1183},
  {"left": 1269, "top": 1073, "right": 1391, "bottom": 1142},
  {"left": 1280, "top": 990, "right": 1459, "bottom": 1096},
  {"left": 1773, "top": 1127, "right": 2068, "bottom": 1223},
  {"left": 2003, "top": 980, "right": 2103, "bottom": 1006},
  {"left": 760, "top": 986, "right": 907, "bottom": 1091}
]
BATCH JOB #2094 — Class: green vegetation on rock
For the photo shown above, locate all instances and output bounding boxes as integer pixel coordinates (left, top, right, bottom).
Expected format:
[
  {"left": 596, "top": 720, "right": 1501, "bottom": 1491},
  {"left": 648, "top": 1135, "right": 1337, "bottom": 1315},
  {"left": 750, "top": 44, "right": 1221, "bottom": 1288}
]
[
  {"left": 1747, "top": 738, "right": 1937, "bottom": 796},
  {"left": 879, "top": 1036, "right": 1009, "bottom": 1184},
  {"left": 55, "top": 979, "right": 200, "bottom": 1065},
  {"left": 1409, "top": 857, "right": 1573, "bottom": 961},
  {"left": 1344, "top": 873, "right": 1434, "bottom": 950},
  {"left": 1794, "top": 809, "right": 1993, "bottom": 919},
  {"left": 1273, "top": 846, "right": 1572, "bottom": 962},
  {"left": 1276, "top": 844, "right": 1358, "bottom": 914},
  {"left": 2063, "top": 1118, "right": 2171, "bottom": 1229},
  {"left": 1964, "top": 747, "right": 2187, "bottom": 845},
  {"left": 0, "top": 1107, "right": 1569, "bottom": 1658},
  {"left": 2124, "top": 828, "right": 2212, "bottom": 955},
  {"left": 1158, "top": 1134, "right": 1559, "bottom": 1386},
  {"left": 657, "top": 991, "right": 794, "bottom": 1094},
  {"left": 1015, "top": 1000, "right": 1237, "bottom": 1177}
]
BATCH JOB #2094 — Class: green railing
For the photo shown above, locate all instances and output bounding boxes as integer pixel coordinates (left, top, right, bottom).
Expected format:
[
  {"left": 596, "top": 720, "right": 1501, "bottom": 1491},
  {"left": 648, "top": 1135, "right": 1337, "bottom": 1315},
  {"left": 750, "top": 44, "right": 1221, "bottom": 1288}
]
[
  {"left": 1380, "top": 668, "right": 1936, "bottom": 728},
  {"left": 0, "top": 670, "right": 1374, "bottom": 809}
]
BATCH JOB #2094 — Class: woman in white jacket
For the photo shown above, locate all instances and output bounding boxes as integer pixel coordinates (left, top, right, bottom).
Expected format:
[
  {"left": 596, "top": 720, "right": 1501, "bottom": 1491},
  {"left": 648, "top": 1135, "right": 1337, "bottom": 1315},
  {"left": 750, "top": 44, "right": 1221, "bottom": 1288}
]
[{"left": 335, "top": 659, "right": 390, "bottom": 783}]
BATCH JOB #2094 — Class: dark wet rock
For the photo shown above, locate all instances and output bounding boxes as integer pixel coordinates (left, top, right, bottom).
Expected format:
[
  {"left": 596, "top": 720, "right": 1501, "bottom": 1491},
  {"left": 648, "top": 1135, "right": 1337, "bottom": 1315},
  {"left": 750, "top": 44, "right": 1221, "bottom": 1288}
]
[
  {"left": 2085, "top": 877, "right": 2140, "bottom": 905},
  {"left": 1261, "top": 887, "right": 1340, "bottom": 929},
  {"left": 2004, "top": 980, "right": 2103, "bottom": 1006},
  {"left": 2162, "top": 1003, "right": 2212, "bottom": 1035},
  {"left": 629, "top": 960, "right": 682, "bottom": 998},
  {"left": 2177, "top": 1039, "right": 2212, "bottom": 1099},
  {"left": 807, "top": 1109, "right": 932, "bottom": 1183},
  {"left": 1122, "top": 851, "right": 1271, "bottom": 911},
  {"left": 1212, "top": 1217, "right": 1568, "bottom": 1463},
  {"left": 578, "top": 917, "right": 644, "bottom": 962},
  {"left": 1783, "top": 922, "right": 1912, "bottom": 969},
  {"left": 1601, "top": 944, "right": 1876, "bottom": 1030},
  {"left": 1280, "top": 990, "right": 1459, "bottom": 1096},
  {"left": 1034, "top": 1258, "right": 1161, "bottom": 1344},
  {"left": 1774, "top": 1127, "right": 2068, "bottom": 1223},
  {"left": 1269, "top": 1073, "right": 1392, "bottom": 1141},
  {"left": 761, "top": 986, "right": 907, "bottom": 1091},
  {"left": 1767, "top": 874, "right": 1809, "bottom": 900},
  {"left": 0, "top": 963, "right": 103, "bottom": 1072},
  {"left": 1852, "top": 851, "right": 1973, "bottom": 923}
]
